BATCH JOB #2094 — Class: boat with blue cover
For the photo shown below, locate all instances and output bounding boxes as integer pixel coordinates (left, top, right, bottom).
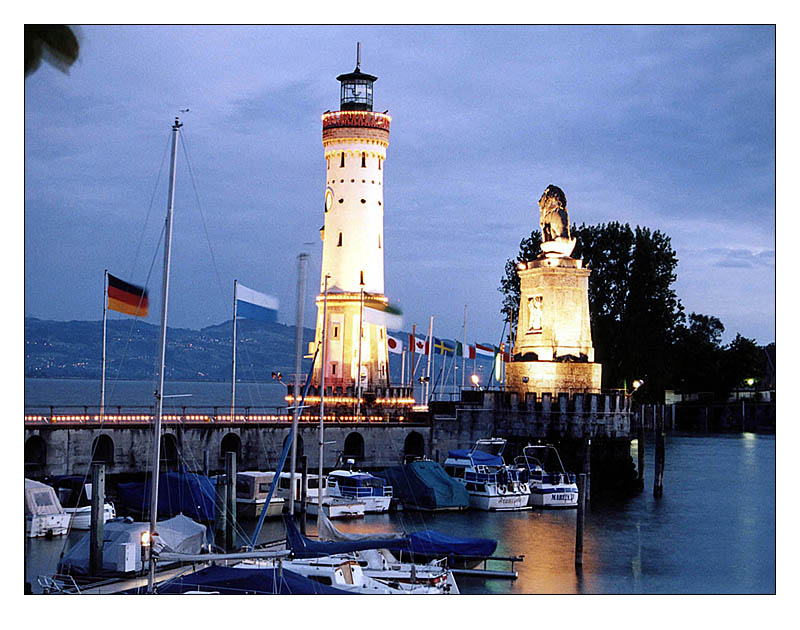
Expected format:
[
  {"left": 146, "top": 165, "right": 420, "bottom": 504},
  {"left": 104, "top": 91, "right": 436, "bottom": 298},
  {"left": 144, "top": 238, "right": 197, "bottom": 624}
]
[
  {"left": 443, "top": 438, "right": 531, "bottom": 511},
  {"left": 374, "top": 459, "right": 469, "bottom": 512},
  {"left": 514, "top": 444, "right": 578, "bottom": 508},
  {"left": 124, "top": 564, "right": 354, "bottom": 595},
  {"left": 117, "top": 468, "right": 216, "bottom": 522}
]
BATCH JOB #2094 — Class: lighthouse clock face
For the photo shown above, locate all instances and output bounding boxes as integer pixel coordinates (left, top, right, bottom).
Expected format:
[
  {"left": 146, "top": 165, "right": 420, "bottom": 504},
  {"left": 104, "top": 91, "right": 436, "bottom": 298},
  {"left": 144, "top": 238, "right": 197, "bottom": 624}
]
[{"left": 325, "top": 187, "right": 334, "bottom": 212}]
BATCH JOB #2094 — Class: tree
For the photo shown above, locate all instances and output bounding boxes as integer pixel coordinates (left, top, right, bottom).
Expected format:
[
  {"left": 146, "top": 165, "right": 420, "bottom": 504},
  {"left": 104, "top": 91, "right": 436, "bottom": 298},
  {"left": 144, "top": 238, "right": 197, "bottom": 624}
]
[
  {"left": 498, "top": 221, "right": 684, "bottom": 400},
  {"left": 718, "top": 333, "right": 763, "bottom": 398},
  {"left": 24, "top": 25, "right": 79, "bottom": 77},
  {"left": 670, "top": 312, "right": 725, "bottom": 395}
]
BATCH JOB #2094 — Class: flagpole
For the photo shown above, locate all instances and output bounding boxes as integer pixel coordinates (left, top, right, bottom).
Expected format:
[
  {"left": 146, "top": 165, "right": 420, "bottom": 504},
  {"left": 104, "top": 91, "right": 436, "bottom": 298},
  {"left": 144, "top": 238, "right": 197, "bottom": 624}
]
[
  {"left": 148, "top": 116, "right": 181, "bottom": 593},
  {"left": 289, "top": 252, "right": 308, "bottom": 516},
  {"left": 356, "top": 284, "right": 365, "bottom": 418},
  {"left": 401, "top": 348, "right": 406, "bottom": 388},
  {"left": 425, "top": 316, "right": 434, "bottom": 404},
  {"left": 230, "top": 279, "right": 238, "bottom": 422},
  {"left": 100, "top": 269, "right": 108, "bottom": 421},
  {"left": 461, "top": 304, "right": 467, "bottom": 392},
  {"left": 319, "top": 274, "right": 329, "bottom": 499},
  {"left": 410, "top": 324, "right": 416, "bottom": 403}
]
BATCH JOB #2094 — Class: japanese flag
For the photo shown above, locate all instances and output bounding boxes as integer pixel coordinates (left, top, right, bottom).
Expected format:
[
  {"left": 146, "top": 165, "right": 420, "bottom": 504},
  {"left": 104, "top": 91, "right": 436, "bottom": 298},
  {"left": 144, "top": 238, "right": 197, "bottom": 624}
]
[{"left": 387, "top": 334, "right": 403, "bottom": 354}]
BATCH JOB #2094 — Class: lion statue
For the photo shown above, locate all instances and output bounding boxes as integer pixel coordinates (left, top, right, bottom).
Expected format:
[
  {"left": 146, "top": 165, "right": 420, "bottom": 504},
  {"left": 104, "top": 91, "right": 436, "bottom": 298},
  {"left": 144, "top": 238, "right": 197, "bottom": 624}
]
[{"left": 538, "top": 184, "right": 570, "bottom": 242}]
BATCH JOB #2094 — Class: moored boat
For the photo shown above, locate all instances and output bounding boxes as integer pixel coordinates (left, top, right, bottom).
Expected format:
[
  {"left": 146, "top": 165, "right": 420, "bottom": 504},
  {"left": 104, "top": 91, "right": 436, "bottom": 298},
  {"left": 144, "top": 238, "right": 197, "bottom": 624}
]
[
  {"left": 374, "top": 459, "right": 469, "bottom": 512},
  {"left": 270, "top": 471, "right": 366, "bottom": 519},
  {"left": 514, "top": 444, "right": 578, "bottom": 508},
  {"left": 327, "top": 460, "right": 393, "bottom": 513},
  {"left": 50, "top": 476, "right": 116, "bottom": 529},
  {"left": 443, "top": 438, "right": 531, "bottom": 511},
  {"left": 235, "top": 471, "right": 285, "bottom": 519},
  {"left": 25, "top": 478, "right": 70, "bottom": 538}
]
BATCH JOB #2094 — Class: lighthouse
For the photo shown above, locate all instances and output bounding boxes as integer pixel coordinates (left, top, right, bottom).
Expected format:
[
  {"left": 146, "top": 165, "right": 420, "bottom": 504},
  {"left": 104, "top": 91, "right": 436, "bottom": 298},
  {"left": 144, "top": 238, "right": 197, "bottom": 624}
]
[{"left": 312, "top": 46, "right": 393, "bottom": 397}]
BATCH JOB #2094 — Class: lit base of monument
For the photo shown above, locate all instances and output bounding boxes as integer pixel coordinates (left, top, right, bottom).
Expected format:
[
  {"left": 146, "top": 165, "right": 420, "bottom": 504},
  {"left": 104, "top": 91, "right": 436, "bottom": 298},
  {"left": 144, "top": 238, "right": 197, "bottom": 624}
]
[{"left": 506, "top": 360, "right": 602, "bottom": 396}]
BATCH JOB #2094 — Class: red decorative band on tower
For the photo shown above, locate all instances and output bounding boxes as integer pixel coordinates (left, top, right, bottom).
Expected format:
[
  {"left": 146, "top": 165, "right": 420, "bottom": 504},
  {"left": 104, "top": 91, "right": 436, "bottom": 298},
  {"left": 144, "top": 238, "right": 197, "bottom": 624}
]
[{"left": 322, "top": 110, "right": 391, "bottom": 132}]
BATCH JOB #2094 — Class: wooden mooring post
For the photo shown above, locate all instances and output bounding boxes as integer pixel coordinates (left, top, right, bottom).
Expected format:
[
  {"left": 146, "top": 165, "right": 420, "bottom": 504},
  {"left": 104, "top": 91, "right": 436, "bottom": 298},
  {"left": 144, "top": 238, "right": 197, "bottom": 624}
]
[
  {"left": 637, "top": 408, "right": 645, "bottom": 491},
  {"left": 214, "top": 475, "right": 227, "bottom": 550},
  {"left": 225, "top": 451, "right": 237, "bottom": 550},
  {"left": 300, "top": 455, "right": 308, "bottom": 535},
  {"left": 582, "top": 437, "right": 591, "bottom": 507},
  {"left": 575, "top": 473, "right": 586, "bottom": 569},
  {"left": 653, "top": 411, "right": 665, "bottom": 499},
  {"left": 89, "top": 462, "right": 105, "bottom": 576}
]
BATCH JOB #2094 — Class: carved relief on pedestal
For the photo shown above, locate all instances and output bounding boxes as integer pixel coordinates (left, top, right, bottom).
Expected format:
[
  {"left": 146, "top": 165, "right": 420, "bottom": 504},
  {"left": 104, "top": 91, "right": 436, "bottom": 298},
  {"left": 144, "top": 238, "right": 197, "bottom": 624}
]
[{"left": 527, "top": 295, "right": 543, "bottom": 333}]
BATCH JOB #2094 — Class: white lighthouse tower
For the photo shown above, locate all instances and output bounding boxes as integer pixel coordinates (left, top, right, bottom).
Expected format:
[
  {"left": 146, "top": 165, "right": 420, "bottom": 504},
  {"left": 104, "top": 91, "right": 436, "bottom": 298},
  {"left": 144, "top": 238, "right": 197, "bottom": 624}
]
[{"left": 312, "top": 46, "right": 393, "bottom": 397}]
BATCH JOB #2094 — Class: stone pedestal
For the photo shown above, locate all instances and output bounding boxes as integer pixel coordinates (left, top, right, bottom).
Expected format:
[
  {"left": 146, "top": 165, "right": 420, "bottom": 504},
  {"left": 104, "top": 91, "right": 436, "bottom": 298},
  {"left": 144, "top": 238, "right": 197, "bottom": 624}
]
[{"left": 506, "top": 255, "right": 602, "bottom": 395}]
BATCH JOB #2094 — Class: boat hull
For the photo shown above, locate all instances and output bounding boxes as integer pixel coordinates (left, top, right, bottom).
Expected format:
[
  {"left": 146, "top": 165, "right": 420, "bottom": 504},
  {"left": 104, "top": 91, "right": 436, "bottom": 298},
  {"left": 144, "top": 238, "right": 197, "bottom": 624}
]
[
  {"left": 26, "top": 513, "right": 70, "bottom": 538},
  {"left": 64, "top": 503, "right": 116, "bottom": 529},
  {"left": 529, "top": 484, "right": 578, "bottom": 508},
  {"left": 305, "top": 498, "right": 366, "bottom": 519},
  {"left": 469, "top": 491, "right": 531, "bottom": 512},
  {"left": 237, "top": 497, "right": 285, "bottom": 519}
]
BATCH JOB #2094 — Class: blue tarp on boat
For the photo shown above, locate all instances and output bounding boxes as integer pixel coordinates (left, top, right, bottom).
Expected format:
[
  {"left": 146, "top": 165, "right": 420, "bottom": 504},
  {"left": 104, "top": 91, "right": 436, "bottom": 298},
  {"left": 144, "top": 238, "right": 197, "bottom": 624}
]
[
  {"left": 374, "top": 460, "right": 469, "bottom": 511},
  {"left": 117, "top": 470, "right": 216, "bottom": 522},
  {"left": 122, "top": 565, "right": 352, "bottom": 594},
  {"left": 285, "top": 514, "right": 413, "bottom": 559},
  {"left": 447, "top": 449, "right": 504, "bottom": 466},
  {"left": 407, "top": 530, "right": 497, "bottom": 558},
  {"left": 287, "top": 514, "right": 496, "bottom": 560}
]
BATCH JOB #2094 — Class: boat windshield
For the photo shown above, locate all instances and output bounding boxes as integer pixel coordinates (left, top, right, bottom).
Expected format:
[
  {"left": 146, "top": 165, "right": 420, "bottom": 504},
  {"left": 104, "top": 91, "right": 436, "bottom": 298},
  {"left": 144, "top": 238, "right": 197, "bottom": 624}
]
[{"left": 523, "top": 446, "right": 566, "bottom": 473}]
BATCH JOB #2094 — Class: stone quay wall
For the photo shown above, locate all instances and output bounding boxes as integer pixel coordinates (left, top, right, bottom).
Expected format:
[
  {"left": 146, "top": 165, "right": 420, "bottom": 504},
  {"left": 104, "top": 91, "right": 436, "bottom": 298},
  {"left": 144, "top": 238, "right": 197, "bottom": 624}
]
[{"left": 24, "top": 420, "right": 432, "bottom": 479}]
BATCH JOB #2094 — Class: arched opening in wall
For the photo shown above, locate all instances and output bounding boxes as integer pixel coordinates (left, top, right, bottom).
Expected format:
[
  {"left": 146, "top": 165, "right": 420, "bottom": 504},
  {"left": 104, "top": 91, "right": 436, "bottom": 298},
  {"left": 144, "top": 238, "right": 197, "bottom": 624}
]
[
  {"left": 343, "top": 432, "right": 365, "bottom": 461},
  {"left": 91, "top": 434, "right": 115, "bottom": 466},
  {"left": 221, "top": 433, "right": 242, "bottom": 466},
  {"left": 403, "top": 431, "right": 425, "bottom": 462},
  {"left": 282, "top": 433, "right": 304, "bottom": 459},
  {"left": 25, "top": 435, "right": 46, "bottom": 476},
  {"left": 160, "top": 433, "right": 180, "bottom": 471}
]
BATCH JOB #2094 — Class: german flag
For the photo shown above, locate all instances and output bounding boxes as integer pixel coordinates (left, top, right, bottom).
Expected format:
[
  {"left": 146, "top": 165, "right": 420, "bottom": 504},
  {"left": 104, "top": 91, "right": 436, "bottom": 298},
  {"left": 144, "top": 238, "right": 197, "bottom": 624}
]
[{"left": 107, "top": 274, "right": 149, "bottom": 317}]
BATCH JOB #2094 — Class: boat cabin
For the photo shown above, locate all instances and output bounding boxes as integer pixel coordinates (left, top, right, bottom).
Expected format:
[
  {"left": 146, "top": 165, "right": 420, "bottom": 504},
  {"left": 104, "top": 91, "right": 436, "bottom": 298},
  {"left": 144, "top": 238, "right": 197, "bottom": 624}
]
[{"left": 328, "top": 472, "right": 391, "bottom": 499}]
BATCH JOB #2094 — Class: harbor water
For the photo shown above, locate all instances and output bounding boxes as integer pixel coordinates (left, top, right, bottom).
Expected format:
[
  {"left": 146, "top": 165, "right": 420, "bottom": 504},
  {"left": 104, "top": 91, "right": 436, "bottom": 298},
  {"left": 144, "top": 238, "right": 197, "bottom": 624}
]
[{"left": 24, "top": 379, "right": 776, "bottom": 594}]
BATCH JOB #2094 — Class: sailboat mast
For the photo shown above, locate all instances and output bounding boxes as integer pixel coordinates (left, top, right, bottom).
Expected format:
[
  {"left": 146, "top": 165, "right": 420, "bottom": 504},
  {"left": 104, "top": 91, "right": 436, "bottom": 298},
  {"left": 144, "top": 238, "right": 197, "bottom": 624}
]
[
  {"left": 289, "top": 252, "right": 308, "bottom": 515},
  {"left": 319, "top": 274, "right": 329, "bottom": 489},
  {"left": 147, "top": 117, "right": 181, "bottom": 592},
  {"left": 231, "top": 279, "right": 238, "bottom": 421}
]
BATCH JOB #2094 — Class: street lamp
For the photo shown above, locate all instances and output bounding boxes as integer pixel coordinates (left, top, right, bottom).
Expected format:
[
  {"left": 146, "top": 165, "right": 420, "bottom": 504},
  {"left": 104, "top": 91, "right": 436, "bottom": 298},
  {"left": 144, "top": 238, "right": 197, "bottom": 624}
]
[
  {"left": 471, "top": 374, "right": 480, "bottom": 389},
  {"left": 632, "top": 379, "right": 644, "bottom": 391}
]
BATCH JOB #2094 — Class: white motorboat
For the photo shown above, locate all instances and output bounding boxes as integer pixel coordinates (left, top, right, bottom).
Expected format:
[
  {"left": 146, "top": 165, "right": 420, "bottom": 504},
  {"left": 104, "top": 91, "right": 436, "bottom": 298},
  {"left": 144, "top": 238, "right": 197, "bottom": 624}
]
[
  {"left": 443, "top": 438, "right": 531, "bottom": 511},
  {"left": 25, "top": 479, "right": 71, "bottom": 537},
  {"left": 270, "top": 471, "right": 366, "bottom": 519},
  {"left": 64, "top": 503, "right": 117, "bottom": 530},
  {"left": 514, "top": 444, "right": 578, "bottom": 508},
  {"left": 327, "top": 460, "right": 393, "bottom": 513},
  {"left": 235, "top": 471, "right": 285, "bottom": 519}
]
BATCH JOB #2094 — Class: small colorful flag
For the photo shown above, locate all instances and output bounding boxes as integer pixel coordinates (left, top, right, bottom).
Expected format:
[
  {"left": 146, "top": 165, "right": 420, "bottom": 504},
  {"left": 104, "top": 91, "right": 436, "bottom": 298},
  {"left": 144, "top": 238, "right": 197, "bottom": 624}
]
[
  {"left": 410, "top": 334, "right": 428, "bottom": 355},
  {"left": 433, "top": 338, "right": 457, "bottom": 356},
  {"left": 456, "top": 342, "right": 476, "bottom": 359},
  {"left": 107, "top": 274, "right": 149, "bottom": 317},
  {"left": 363, "top": 302, "right": 403, "bottom": 330},
  {"left": 387, "top": 334, "right": 403, "bottom": 354},
  {"left": 236, "top": 284, "right": 279, "bottom": 323},
  {"left": 475, "top": 343, "right": 495, "bottom": 358}
]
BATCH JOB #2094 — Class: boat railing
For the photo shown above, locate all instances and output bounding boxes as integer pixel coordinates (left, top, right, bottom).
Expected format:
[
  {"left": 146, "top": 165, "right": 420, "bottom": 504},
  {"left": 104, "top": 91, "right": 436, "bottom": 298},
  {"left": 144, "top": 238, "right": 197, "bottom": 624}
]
[
  {"left": 336, "top": 485, "right": 393, "bottom": 499},
  {"left": 37, "top": 573, "right": 82, "bottom": 594}
]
